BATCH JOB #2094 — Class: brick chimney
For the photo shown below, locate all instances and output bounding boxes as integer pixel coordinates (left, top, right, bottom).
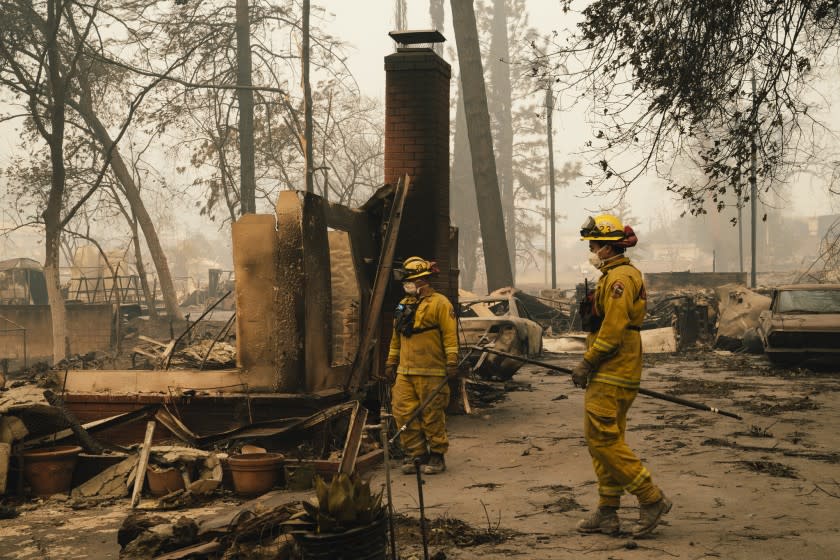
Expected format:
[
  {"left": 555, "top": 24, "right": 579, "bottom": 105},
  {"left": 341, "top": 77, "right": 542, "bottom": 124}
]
[{"left": 384, "top": 47, "right": 453, "bottom": 299}]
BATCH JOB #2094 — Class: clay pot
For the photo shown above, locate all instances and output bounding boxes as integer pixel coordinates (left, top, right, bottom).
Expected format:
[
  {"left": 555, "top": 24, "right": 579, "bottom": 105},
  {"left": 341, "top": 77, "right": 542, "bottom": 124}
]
[
  {"left": 22, "top": 445, "right": 83, "bottom": 497},
  {"left": 146, "top": 465, "right": 186, "bottom": 496},
  {"left": 227, "top": 453, "right": 284, "bottom": 496}
]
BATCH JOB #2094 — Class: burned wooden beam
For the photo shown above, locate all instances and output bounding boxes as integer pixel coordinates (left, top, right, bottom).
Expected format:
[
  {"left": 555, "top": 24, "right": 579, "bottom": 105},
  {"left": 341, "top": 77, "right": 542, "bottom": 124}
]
[
  {"left": 338, "top": 401, "right": 367, "bottom": 475},
  {"left": 43, "top": 389, "right": 104, "bottom": 454},
  {"left": 23, "top": 404, "right": 158, "bottom": 448},
  {"left": 131, "top": 421, "right": 156, "bottom": 508}
]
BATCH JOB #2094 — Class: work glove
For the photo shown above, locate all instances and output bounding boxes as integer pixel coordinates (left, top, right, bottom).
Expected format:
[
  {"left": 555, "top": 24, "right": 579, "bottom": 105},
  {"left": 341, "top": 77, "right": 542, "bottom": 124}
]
[
  {"left": 571, "top": 360, "right": 593, "bottom": 389},
  {"left": 383, "top": 363, "right": 398, "bottom": 384},
  {"left": 446, "top": 363, "right": 462, "bottom": 380}
]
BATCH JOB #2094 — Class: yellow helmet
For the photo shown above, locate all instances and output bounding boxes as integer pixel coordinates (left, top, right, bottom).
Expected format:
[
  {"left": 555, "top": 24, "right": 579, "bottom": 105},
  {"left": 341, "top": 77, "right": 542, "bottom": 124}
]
[
  {"left": 580, "top": 213, "right": 625, "bottom": 241},
  {"left": 399, "top": 256, "right": 438, "bottom": 281}
]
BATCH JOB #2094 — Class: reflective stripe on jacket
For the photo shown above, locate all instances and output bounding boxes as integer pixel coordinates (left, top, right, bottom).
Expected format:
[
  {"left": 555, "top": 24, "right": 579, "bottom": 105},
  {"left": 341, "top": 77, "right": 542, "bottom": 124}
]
[
  {"left": 584, "top": 256, "right": 646, "bottom": 390},
  {"left": 387, "top": 290, "right": 459, "bottom": 376}
]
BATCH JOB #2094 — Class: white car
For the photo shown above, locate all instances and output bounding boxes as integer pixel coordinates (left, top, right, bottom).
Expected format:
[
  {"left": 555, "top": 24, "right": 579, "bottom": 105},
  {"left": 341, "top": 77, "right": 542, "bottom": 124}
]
[{"left": 458, "top": 292, "right": 544, "bottom": 380}]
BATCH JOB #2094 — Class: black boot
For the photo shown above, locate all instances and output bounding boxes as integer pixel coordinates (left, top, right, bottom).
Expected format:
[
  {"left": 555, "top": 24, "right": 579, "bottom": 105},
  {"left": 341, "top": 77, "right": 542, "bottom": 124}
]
[
  {"left": 401, "top": 454, "right": 428, "bottom": 474},
  {"left": 422, "top": 452, "right": 446, "bottom": 474}
]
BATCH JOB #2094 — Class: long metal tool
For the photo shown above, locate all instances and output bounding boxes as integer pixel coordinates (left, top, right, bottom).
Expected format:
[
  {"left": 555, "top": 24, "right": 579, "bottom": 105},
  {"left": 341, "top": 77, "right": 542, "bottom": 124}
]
[
  {"left": 378, "top": 408, "right": 398, "bottom": 560},
  {"left": 414, "top": 457, "right": 430, "bottom": 560},
  {"left": 387, "top": 342, "right": 486, "bottom": 446},
  {"left": 471, "top": 346, "right": 743, "bottom": 420},
  {"left": 388, "top": 376, "right": 449, "bottom": 445}
]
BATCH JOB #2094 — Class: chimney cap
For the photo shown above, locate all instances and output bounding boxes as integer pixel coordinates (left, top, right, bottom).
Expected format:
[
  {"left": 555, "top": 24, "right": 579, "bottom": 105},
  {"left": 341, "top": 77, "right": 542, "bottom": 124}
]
[{"left": 388, "top": 29, "right": 446, "bottom": 46}]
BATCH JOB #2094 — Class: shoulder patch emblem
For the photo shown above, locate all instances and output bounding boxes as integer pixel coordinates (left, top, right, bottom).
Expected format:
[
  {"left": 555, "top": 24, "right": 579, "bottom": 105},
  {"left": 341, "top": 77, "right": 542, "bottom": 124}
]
[
  {"left": 611, "top": 281, "right": 625, "bottom": 299},
  {"left": 449, "top": 308, "right": 456, "bottom": 318}
]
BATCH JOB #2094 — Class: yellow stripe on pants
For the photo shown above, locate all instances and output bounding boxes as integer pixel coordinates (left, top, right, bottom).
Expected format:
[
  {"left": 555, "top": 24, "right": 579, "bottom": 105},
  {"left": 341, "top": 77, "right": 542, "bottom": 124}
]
[
  {"left": 391, "top": 374, "right": 450, "bottom": 458},
  {"left": 584, "top": 381, "right": 662, "bottom": 507}
]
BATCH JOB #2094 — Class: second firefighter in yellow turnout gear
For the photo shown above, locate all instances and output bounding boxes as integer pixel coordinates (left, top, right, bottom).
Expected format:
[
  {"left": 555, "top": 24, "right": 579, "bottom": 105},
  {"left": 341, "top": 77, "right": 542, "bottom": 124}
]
[{"left": 385, "top": 256, "right": 459, "bottom": 475}]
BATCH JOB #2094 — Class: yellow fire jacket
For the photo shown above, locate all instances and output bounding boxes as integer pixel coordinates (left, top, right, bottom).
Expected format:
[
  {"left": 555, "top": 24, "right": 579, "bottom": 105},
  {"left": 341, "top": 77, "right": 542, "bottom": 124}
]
[
  {"left": 584, "top": 256, "right": 646, "bottom": 390},
  {"left": 387, "top": 290, "right": 459, "bottom": 376}
]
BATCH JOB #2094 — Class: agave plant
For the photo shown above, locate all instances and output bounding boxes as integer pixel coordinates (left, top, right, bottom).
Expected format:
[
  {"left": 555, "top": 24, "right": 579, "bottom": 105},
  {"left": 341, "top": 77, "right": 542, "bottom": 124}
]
[{"left": 300, "top": 473, "right": 384, "bottom": 534}]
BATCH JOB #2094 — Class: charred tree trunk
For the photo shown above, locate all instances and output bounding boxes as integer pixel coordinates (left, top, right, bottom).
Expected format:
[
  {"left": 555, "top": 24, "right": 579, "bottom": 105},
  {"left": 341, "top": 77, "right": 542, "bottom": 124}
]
[
  {"left": 302, "top": 0, "right": 314, "bottom": 193},
  {"left": 450, "top": 0, "right": 513, "bottom": 291},
  {"left": 44, "top": 221, "right": 68, "bottom": 363},
  {"left": 430, "top": 0, "right": 444, "bottom": 55},
  {"left": 236, "top": 0, "right": 256, "bottom": 214},
  {"left": 394, "top": 0, "right": 407, "bottom": 30},
  {"left": 71, "top": 91, "right": 184, "bottom": 321},
  {"left": 451, "top": 81, "right": 480, "bottom": 291},
  {"left": 130, "top": 215, "right": 157, "bottom": 318},
  {"left": 109, "top": 183, "right": 158, "bottom": 318},
  {"left": 489, "top": 0, "right": 515, "bottom": 281},
  {"left": 44, "top": 0, "right": 69, "bottom": 364}
]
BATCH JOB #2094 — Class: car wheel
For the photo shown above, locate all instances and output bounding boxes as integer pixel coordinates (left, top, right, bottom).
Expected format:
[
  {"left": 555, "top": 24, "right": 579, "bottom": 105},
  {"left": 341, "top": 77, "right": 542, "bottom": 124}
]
[
  {"left": 741, "top": 329, "right": 764, "bottom": 354},
  {"left": 476, "top": 326, "right": 522, "bottom": 382},
  {"left": 767, "top": 352, "right": 802, "bottom": 367}
]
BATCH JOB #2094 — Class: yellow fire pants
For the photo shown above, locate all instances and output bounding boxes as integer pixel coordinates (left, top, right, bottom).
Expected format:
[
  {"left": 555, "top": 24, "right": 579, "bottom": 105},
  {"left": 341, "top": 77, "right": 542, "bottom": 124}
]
[
  {"left": 584, "top": 381, "right": 663, "bottom": 507},
  {"left": 391, "top": 374, "right": 450, "bottom": 458}
]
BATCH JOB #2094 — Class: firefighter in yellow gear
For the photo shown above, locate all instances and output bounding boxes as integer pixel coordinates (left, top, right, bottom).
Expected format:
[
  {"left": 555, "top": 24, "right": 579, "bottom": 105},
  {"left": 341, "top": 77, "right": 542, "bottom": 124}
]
[
  {"left": 572, "top": 214, "right": 672, "bottom": 537},
  {"left": 384, "top": 256, "right": 459, "bottom": 475}
]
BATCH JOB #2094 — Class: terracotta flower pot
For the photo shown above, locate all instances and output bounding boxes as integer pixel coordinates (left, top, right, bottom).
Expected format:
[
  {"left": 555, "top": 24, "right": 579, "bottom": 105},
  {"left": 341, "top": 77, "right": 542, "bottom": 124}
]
[
  {"left": 22, "top": 445, "right": 83, "bottom": 497},
  {"left": 227, "top": 453, "right": 284, "bottom": 496},
  {"left": 146, "top": 465, "right": 186, "bottom": 497}
]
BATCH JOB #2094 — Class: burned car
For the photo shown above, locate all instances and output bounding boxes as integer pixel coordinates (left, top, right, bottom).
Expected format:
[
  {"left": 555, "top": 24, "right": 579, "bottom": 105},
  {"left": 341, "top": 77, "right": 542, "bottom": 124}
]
[
  {"left": 459, "top": 292, "right": 544, "bottom": 380},
  {"left": 756, "top": 284, "right": 840, "bottom": 365}
]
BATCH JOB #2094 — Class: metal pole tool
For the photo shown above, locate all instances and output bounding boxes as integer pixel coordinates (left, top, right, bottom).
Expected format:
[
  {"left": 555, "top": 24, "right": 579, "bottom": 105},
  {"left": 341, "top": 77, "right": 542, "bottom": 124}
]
[
  {"left": 388, "top": 340, "right": 487, "bottom": 446},
  {"left": 377, "top": 406, "right": 399, "bottom": 560},
  {"left": 414, "top": 457, "right": 430, "bottom": 560},
  {"left": 470, "top": 346, "right": 744, "bottom": 420}
]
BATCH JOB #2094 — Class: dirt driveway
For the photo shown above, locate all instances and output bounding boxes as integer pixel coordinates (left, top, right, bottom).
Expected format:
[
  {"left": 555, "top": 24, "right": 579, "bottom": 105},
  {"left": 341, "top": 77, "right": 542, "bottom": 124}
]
[
  {"left": 2, "top": 350, "right": 839, "bottom": 559},
  {"left": 382, "top": 350, "right": 840, "bottom": 559}
]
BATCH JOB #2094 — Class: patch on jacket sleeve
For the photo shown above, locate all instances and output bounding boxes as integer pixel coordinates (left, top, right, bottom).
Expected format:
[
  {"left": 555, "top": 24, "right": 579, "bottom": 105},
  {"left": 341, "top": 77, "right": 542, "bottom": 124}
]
[
  {"left": 610, "top": 281, "right": 625, "bottom": 299},
  {"left": 449, "top": 308, "right": 456, "bottom": 318}
]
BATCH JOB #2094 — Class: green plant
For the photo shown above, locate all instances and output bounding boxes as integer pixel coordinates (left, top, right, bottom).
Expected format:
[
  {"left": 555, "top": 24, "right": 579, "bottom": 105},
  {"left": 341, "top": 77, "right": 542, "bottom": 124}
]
[{"left": 300, "top": 473, "right": 384, "bottom": 534}]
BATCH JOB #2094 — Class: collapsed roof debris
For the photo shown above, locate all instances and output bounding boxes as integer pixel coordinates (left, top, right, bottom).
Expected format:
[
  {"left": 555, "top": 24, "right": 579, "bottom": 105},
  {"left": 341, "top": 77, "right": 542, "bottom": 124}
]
[{"left": 714, "top": 284, "right": 771, "bottom": 350}]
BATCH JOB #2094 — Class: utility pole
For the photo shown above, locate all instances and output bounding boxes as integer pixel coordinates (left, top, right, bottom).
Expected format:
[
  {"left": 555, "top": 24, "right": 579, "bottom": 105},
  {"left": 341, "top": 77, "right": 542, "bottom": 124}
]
[
  {"left": 750, "top": 74, "right": 758, "bottom": 288},
  {"left": 738, "top": 202, "right": 744, "bottom": 273},
  {"left": 544, "top": 173, "right": 549, "bottom": 286},
  {"left": 546, "top": 86, "right": 557, "bottom": 289}
]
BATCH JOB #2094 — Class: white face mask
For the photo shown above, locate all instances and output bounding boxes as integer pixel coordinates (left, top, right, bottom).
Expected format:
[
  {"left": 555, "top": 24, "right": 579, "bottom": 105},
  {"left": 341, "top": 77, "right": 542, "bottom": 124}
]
[
  {"left": 589, "top": 246, "right": 620, "bottom": 269},
  {"left": 402, "top": 282, "right": 418, "bottom": 295},
  {"left": 588, "top": 246, "right": 606, "bottom": 269}
]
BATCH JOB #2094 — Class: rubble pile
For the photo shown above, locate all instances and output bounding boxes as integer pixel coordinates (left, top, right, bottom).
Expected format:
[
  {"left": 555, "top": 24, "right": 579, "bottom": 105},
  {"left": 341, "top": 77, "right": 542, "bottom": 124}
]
[
  {"left": 131, "top": 337, "right": 237, "bottom": 370},
  {"left": 169, "top": 341, "right": 236, "bottom": 369},
  {"left": 117, "top": 500, "right": 299, "bottom": 559}
]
